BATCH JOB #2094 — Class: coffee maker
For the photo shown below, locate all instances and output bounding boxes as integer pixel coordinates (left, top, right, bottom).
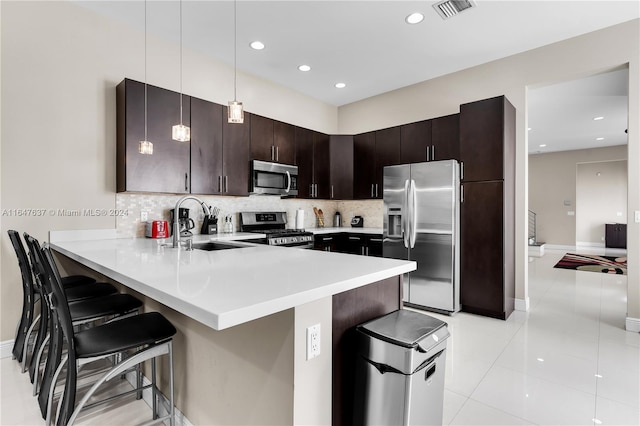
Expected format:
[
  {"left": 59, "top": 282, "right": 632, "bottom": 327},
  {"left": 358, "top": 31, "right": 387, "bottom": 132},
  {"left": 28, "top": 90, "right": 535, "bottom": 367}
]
[{"left": 170, "top": 207, "right": 195, "bottom": 237}]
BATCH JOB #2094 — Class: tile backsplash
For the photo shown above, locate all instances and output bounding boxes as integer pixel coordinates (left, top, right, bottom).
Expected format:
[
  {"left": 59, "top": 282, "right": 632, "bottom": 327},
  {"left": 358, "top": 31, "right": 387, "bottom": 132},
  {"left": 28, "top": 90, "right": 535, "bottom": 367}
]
[{"left": 116, "top": 194, "right": 383, "bottom": 238}]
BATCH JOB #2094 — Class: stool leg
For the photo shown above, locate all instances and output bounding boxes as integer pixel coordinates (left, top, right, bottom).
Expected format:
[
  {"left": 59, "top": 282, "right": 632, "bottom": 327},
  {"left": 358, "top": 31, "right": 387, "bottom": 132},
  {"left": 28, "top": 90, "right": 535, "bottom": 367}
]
[
  {"left": 151, "top": 357, "right": 157, "bottom": 420},
  {"left": 169, "top": 341, "right": 175, "bottom": 426}
]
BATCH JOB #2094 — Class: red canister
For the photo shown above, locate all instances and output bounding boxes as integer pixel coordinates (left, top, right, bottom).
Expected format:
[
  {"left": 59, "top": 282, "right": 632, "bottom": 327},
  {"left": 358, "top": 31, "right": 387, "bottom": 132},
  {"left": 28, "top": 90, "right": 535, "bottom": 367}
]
[{"left": 145, "top": 220, "right": 169, "bottom": 238}]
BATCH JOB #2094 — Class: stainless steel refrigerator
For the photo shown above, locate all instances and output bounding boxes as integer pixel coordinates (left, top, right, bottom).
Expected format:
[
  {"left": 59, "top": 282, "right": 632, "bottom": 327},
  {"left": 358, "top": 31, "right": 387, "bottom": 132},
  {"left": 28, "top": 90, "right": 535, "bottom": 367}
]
[{"left": 383, "top": 160, "right": 460, "bottom": 314}]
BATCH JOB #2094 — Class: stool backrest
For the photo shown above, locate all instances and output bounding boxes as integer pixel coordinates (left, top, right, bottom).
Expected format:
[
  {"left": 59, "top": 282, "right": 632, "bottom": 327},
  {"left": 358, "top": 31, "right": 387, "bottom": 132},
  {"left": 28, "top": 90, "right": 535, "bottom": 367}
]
[
  {"left": 24, "top": 235, "right": 65, "bottom": 419},
  {"left": 40, "top": 245, "right": 78, "bottom": 425},
  {"left": 7, "top": 230, "right": 35, "bottom": 360}
]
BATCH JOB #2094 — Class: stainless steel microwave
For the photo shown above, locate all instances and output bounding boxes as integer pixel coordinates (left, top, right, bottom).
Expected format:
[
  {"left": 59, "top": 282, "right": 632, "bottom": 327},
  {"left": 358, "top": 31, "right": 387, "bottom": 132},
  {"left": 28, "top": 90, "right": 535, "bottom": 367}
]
[{"left": 250, "top": 160, "right": 298, "bottom": 196}]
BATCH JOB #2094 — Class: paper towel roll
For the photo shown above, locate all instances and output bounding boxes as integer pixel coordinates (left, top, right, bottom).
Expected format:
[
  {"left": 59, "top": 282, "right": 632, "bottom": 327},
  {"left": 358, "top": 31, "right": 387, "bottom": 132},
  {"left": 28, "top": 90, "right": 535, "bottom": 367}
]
[{"left": 295, "top": 209, "right": 305, "bottom": 229}]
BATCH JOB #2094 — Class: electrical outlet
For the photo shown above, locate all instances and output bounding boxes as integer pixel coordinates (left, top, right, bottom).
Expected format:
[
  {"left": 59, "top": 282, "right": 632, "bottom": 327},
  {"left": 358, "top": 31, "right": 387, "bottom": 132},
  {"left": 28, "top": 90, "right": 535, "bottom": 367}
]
[
  {"left": 140, "top": 211, "right": 149, "bottom": 222},
  {"left": 635, "top": 211, "right": 640, "bottom": 223},
  {"left": 306, "top": 324, "right": 321, "bottom": 360}
]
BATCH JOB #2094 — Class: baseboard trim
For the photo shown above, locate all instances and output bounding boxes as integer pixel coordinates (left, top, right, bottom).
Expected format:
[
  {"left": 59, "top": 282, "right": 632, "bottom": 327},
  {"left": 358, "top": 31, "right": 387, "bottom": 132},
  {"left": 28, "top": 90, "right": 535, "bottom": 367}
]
[
  {"left": 545, "top": 244, "right": 576, "bottom": 251},
  {"left": 1, "top": 340, "right": 14, "bottom": 359},
  {"left": 515, "top": 298, "right": 530, "bottom": 312},
  {"left": 125, "top": 371, "right": 193, "bottom": 426},
  {"left": 576, "top": 242, "right": 606, "bottom": 248},
  {"left": 626, "top": 317, "right": 640, "bottom": 333}
]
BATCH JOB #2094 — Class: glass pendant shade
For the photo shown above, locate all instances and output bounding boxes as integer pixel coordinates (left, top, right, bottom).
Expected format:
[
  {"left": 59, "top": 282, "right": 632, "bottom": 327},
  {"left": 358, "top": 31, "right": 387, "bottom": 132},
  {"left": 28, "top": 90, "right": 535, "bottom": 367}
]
[
  {"left": 138, "top": 140, "right": 153, "bottom": 155},
  {"left": 172, "top": 124, "right": 191, "bottom": 142},
  {"left": 228, "top": 101, "right": 244, "bottom": 123}
]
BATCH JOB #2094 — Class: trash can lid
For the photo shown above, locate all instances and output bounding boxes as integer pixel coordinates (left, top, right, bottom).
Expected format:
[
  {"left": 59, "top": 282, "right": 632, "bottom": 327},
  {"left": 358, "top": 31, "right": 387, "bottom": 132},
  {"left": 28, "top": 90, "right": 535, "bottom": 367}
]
[{"left": 357, "top": 309, "right": 447, "bottom": 349}]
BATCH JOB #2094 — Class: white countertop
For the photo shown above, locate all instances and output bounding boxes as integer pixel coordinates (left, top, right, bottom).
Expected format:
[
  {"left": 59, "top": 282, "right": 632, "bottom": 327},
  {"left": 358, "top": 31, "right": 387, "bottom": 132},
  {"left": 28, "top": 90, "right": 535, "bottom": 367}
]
[
  {"left": 309, "top": 227, "right": 382, "bottom": 235},
  {"left": 51, "top": 236, "right": 414, "bottom": 331}
]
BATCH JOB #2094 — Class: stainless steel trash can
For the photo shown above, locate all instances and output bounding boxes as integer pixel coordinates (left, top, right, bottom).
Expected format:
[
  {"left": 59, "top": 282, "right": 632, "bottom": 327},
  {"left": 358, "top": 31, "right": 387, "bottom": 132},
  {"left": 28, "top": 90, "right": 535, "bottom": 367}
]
[{"left": 353, "top": 309, "right": 450, "bottom": 426}]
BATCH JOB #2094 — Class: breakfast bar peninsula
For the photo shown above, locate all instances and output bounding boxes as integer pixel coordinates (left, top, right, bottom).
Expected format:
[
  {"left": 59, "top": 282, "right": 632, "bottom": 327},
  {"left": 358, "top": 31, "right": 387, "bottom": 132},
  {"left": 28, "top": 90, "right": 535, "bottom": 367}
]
[{"left": 51, "top": 233, "right": 415, "bottom": 426}]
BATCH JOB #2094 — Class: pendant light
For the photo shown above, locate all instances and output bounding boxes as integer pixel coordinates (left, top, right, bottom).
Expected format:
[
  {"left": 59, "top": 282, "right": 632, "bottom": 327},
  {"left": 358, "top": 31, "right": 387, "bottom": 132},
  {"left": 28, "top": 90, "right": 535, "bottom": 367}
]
[
  {"left": 228, "top": 0, "right": 244, "bottom": 123},
  {"left": 139, "top": 0, "right": 153, "bottom": 155},
  {"left": 172, "top": 0, "right": 191, "bottom": 141}
]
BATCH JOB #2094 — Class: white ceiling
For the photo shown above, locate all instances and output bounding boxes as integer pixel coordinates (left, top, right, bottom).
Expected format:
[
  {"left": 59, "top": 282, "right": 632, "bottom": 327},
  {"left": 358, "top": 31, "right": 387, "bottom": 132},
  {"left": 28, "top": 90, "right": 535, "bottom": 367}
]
[
  {"left": 528, "top": 68, "right": 629, "bottom": 155},
  {"left": 73, "top": 0, "right": 637, "bottom": 153}
]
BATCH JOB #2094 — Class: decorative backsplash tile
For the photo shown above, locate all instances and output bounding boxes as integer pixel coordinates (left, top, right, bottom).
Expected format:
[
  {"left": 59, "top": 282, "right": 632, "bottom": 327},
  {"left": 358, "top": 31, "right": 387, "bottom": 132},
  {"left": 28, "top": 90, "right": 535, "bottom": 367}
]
[{"left": 115, "top": 194, "right": 383, "bottom": 238}]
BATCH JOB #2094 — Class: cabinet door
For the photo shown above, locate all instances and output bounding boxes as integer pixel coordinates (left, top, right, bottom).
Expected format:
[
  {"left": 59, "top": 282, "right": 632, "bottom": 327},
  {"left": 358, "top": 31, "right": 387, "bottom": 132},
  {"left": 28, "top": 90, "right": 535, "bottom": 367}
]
[
  {"left": 330, "top": 135, "right": 353, "bottom": 200},
  {"left": 344, "top": 234, "right": 366, "bottom": 255},
  {"left": 314, "top": 233, "right": 340, "bottom": 252},
  {"left": 117, "top": 79, "right": 191, "bottom": 193},
  {"left": 460, "top": 96, "right": 512, "bottom": 182},
  {"left": 250, "top": 114, "right": 275, "bottom": 162},
  {"left": 460, "top": 181, "right": 507, "bottom": 318},
  {"left": 431, "top": 113, "right": 459, "bottom": 161},
  {"left": 190, "top": 97, "right": 223, "bottom": 194},
  {"left": 400, "top": 120, "right": 431, "bottom": 163},
  {"left": 295, "top": 127, "right": 314, "bottom": 198},
  {"left": 366, "top": 235, "right": 383, "bottom": 257},
  {"left": 273, "top": 121, "right": 296, "bottom": 165},
  {"left": 314, "top": 132, "right": 331, "bottom": 199},
  {"left": 222, "top": 109, "right": 251, "bottom": 196},
  {"left": 375, "top": 126, "right": 401, "bottom": 198},
  {"left": 353, "top": 132, "right": 376, "bottom": 199}
]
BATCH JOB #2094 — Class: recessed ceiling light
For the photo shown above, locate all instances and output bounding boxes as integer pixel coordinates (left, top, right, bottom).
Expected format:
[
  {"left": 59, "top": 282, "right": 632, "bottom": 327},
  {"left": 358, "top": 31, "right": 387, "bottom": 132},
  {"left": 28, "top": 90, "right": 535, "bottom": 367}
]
[
  {"left": 405, "top": 12, "right": 424, "bottom": 24},
  {"left": 298, "top": 65, "right": 311, "bottom": 72},
  {"left": 593, "top": 116, "right": 604, "bottom": 121},
  {"left": 250, "top": 41, "right": 265, "bottom": 50},
  {"left": 335, "top": 83, "right": 346, "bottom": 89},
  {"left": 527, "top": 127, "right": 532, "bottom": 131},
  {"left": 539, "top": 144, "right": 546, "bottom": 148},
  {"left": 596, "top": 137, "right": 605, "bottom": 141}
]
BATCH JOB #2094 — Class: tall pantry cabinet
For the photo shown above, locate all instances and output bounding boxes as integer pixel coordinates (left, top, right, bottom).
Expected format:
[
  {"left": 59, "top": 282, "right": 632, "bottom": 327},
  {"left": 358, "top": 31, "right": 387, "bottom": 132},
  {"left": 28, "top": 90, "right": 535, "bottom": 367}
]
[{"left": 459, "top": 96, "right": 516, "bottom": 320}]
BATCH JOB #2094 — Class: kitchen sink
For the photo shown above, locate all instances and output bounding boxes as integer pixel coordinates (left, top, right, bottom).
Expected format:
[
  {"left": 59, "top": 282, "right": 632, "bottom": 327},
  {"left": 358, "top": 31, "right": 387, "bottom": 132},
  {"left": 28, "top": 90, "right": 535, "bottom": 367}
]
[{"left": 192, "top": 241, "right": 246, "bottom": 251}]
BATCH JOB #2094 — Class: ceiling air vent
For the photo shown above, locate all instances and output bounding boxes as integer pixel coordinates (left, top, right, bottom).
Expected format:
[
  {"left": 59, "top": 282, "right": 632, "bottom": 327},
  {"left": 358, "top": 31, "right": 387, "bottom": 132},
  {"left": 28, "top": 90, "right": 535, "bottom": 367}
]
[{"left": 433, "top": 0, "right": 476, "bottom": 20}]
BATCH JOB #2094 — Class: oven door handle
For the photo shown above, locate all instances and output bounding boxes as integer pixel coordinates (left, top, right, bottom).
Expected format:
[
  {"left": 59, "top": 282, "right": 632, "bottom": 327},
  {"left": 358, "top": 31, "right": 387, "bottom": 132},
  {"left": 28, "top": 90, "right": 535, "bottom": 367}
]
[{"left": 285, "top": 171, "right": 291, "bottom": 194}]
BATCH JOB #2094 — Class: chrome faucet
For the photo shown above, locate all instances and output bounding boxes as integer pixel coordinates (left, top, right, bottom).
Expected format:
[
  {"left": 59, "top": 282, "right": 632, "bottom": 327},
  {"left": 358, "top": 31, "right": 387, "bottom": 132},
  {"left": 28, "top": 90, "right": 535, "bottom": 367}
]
[{"left": 172, "top": 195, "right": 212, "bottom": 248}]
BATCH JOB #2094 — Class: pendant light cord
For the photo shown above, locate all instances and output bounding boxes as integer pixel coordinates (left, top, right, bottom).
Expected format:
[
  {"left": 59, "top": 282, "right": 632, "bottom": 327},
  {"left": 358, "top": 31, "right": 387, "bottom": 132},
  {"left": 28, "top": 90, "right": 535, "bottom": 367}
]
[
  {"left": 144, "top": 0, "right": 148, "bottom": 142},
  {"left": 179, "top": 0, "right": 184, "bottom": 125},
  {"left": 234, "top": 0, "right": 237, "bottom": 101}
]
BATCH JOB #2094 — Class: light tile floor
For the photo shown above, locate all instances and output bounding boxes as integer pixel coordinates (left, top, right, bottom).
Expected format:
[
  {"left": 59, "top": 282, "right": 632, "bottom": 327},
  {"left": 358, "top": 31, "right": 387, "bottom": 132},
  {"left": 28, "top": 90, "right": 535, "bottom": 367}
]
[
  {"left": 1, "top": 248, "right": 637, "bottom": 425},
  {"left": 428, "top": 248, "right": 639, "bottom": 426}
]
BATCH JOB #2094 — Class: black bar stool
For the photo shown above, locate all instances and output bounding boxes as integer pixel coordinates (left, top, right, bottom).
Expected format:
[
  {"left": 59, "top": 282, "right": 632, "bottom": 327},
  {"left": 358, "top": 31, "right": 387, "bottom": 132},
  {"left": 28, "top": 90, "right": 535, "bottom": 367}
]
[{"left": 39, "top": 245, "right": 176, "bottom": 426}]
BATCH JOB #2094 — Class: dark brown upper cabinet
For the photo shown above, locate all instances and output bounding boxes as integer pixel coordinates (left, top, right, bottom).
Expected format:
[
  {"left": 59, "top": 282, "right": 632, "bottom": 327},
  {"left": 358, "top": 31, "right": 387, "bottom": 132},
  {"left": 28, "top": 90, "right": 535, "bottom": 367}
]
[
  {"left": 222, "top": 108, "right": 251, "bottom": 196},
  {"left": 250, "top": 115, "right": 295, "bottom": 164},
  {"left": 329, "top": 135, "right": 354, "bottom": 200},
  {"left": 354, "top": 126, "right": 400, "bottom": 199},
  {"left": 117, "top": 78, "right": 191, "bottom": 193},
  {"left": 190, "top": 97, "right": 223, "bottom": 195},
  {"left": 400, "top": 120, "right": 432, "bottom": 164},
  {"left": 431, "top": 113, "right": 459, "bottom": 161},
  {"left": 295, "top": 127, "right": 330, "bottom": 199},
  {"left": 273, "top": 121, "right": 296, "bottom": 164},
  {"left": 295, "top": 126, "right": 314, "bottom": 198},
  {"left": 353, "top": 131, "right": 376, "bottom": 199},
  {"left": 459, "top": 96, "right": 514, "bottom": 182}
]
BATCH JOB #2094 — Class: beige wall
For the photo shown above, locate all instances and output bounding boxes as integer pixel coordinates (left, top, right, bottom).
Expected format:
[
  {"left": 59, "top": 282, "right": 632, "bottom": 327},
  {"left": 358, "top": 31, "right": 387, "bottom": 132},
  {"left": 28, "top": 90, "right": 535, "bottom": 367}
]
[
  {"left": 576, "top": 160, "right": 628, "bottom": 245},
  {"left": 529, "top": 146, "right": 627, "bottom": 246},
  {"left": 0, "top": 0, "right": 338, "bottom": 341},
  {"left": 338, "top": 19, "right": 640, "bottom": 321}
]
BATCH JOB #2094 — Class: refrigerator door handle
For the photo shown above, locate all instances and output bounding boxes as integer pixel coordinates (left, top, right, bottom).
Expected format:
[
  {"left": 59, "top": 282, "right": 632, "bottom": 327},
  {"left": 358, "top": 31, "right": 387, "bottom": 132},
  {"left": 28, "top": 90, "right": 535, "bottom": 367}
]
[
  {"left": 402, "top": 179, "right": 410, "bottom": 248},
  {"left": 409, "top": 179, "right": 418, "bottom": 248}
]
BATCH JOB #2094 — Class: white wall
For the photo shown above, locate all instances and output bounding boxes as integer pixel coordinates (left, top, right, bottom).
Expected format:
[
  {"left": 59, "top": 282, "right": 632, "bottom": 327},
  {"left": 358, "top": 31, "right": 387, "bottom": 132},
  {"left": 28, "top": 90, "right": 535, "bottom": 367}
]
[
  {"left": 576, "top": 160, "right": 628, "bottom": 245},
  {"left": 0, "top": 0, "right": 338, "bottom": 341},
  {"left": 338, "top": 19, "right": 640, "bottom": 324},
  {"left": 529, "top": 145, "right": 627, "bottom": 246}
]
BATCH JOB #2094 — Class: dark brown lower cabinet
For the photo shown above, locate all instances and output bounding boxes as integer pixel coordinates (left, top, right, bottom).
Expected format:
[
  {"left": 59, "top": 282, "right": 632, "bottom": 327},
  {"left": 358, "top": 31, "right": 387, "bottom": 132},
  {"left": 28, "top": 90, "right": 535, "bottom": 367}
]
[
  {"left": 460, "top": 181, "right": 514, "bottom": 320},
  {"left": 605, "top": 223, "right": 627, "bottom": 248},
  {"left": 332, "top": 276, "right": 402, "bottom": 426}
]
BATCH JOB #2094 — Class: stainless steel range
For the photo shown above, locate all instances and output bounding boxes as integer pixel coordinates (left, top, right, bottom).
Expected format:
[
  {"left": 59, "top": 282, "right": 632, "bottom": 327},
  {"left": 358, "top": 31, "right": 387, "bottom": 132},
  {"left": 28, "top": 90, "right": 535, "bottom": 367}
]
[{"left": 239, "top": 211, "right": 314, "bottom": 248}]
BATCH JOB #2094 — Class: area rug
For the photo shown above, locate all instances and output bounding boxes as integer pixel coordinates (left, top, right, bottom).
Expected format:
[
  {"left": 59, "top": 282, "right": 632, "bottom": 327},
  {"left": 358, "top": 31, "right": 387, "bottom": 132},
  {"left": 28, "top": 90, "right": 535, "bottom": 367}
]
[{"left": 554, "top": 253, "right": 627, "bottom": 275}]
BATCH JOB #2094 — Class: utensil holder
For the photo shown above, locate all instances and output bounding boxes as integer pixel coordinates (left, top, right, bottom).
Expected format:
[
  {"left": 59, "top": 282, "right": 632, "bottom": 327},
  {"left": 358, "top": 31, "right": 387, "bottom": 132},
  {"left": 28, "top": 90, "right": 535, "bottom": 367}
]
[{"left": 316, "top": 217, "right": 324, "bottom": 228}]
